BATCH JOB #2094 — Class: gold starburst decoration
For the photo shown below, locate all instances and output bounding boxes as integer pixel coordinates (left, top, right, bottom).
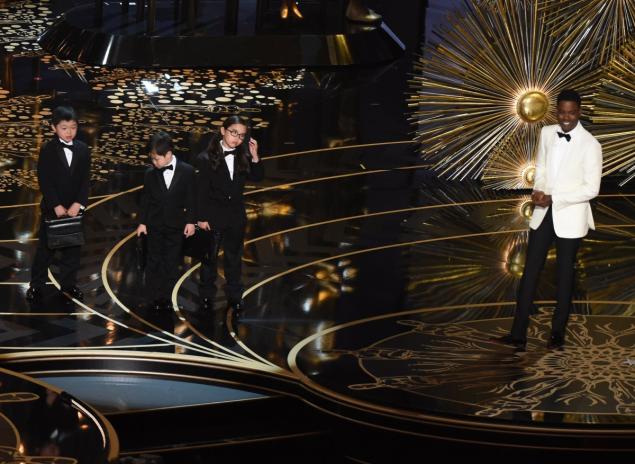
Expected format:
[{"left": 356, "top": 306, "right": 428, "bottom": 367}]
[
  {"left": 540, "top": 0, "right": 635, "bottom": 66},
  {"left": 408, "top": 0, "right": 598, "bottom": 181},
  {"left": 482, "top": 126, "right": 539, "bottom": 190},
  {"left": 591, "top": 39, "right": 635, "bottom": 185}
]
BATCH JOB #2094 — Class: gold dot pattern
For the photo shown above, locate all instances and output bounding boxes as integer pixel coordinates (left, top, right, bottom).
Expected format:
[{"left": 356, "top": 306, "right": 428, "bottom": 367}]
[{"left": 0, "top": 0, "right": 53, "bottom": 54}]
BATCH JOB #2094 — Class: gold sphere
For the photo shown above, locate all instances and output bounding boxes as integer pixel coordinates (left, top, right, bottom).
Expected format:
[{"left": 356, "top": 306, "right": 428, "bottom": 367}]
[
  {"left": 516, "top": 91, "right": 549, "bottom": 123},
  {"left": 520, "top": 201, "right": 534, "bottom": 220},
  {"left": 506, "top": 248, "right": 526, "bottom": 278},
  {"left": 522, "top": 165, "right": 536, "bottom": 185}
]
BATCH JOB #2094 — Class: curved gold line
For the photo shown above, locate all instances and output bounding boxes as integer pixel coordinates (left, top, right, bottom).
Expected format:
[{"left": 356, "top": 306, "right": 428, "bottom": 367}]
[
  {"left": 244, "top": 163, "right": 432, "bottom": 196},
  {"left": 46, "top": 269, "right": 223, "bottom": 357},
  {"left": 99, "top": 232, "right": 243, "bottom": 360},
  {"left": 170, "top": 262, "right": 278, "bottom": 368},
  {"left": 0, "top": 193, "right": 115, "bottom": 210},
  {"left": 0, "top": 349, "right": 288, "bottom": 375},
  {"left": 86, "top": 186, "right": 143, "bottom": 211},
  {"left": 5, "top": 354, "right": 635, "bottom": 441},
  {"left": 263, "top": 140, "right": 413, "bottom": 160},
  {"left": 0, "top": 366, "right": 118, "bottom": 460},
  {"left": 0, "top": 343, "right": 173, "bottom": 350},
  {"left": 223, "top": 307, "right": 283, "bottom": 369},
  {"left": 0, "top": 412, "right": 20, "bottom": 453},
  {"left": 287, "top": 304, "right": 635, "bottom": 427}
]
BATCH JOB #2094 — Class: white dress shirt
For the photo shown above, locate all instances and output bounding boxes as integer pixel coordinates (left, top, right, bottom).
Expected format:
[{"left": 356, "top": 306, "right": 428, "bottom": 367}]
[
  {"left": 220, "top": 141, "right": 235, "bottom": 180},
  {"left": 545, "top": 122, "right": 582, "bottom": 194},
  {"left": 59, "top": 138, "right": 73, "bottom": 167},
  {"left": 163, "top": 155, "right": 177, "bottom": 189}
]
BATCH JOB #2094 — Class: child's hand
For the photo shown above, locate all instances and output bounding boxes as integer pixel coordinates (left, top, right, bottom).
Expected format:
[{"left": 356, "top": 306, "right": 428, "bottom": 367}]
[
  {"left": 136, "top": 224, "right": 147, "bottom": 237},
  {"left": 197, "top": 221, "right": 211, "bottom": 231},
  {"left": 67, "top": 203, "right": 82, "bottom": 217},
  {"left": 54, "top": 205, "right": 67, "bottom": 217},
  {"left": 184, "top": 223, "right": 195, "bottom": 237},
  {"left": 249, "top": 138, "right": 259, "bottom": 162}
]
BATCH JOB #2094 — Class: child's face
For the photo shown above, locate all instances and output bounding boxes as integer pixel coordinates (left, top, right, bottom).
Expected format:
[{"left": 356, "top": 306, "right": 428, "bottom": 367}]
[
  {"left": 150, "top": 151, "right": 173, "bottom": 169},
  {"left": 220, "top": 123, "right": 247, "bottom": 149},
  {"left": 52, "top": 120, "right": 78, "bottom": 144}
]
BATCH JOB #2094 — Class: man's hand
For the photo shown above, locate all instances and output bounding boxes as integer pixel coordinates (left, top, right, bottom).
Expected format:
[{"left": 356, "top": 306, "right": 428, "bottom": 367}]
[
  {"left": 54, "top": 205, "right": 67, "bottom": 217},
  {"left": 532, "top": 191, "right": 552, "bottom": 207},
  {"left": 67, "top": 202, "right": 82, "bottom": 217},
  {"left": 197, "top": 221, "right": 211, "bottom": 231},
  {"left": 184, "top": 223, "right": 195, "bottom": 237},
  {"left": 136, "top": 224, "right": 147, "bottom": 237},
  {"left": 531, "top": 190, "right": 544, "bottom": 203}
]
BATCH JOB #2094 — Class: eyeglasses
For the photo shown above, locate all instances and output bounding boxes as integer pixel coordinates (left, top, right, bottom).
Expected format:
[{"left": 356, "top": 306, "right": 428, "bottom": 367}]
[{"left": 226, "top": 128, "right": 247, "bottom": 140}]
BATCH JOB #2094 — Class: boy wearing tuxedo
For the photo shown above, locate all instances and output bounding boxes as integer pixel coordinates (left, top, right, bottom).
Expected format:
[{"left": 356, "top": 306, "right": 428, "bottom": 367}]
[
  {"left": 27, "top": 105, "right": 91, "bottom": 302},
  {"left": 136, "top": 132, "right": 196, "bottom": 311}
]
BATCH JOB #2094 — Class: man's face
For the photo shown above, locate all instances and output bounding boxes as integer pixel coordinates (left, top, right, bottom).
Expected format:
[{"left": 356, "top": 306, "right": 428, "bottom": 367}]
[
  {"left": 52, "top": 120, "right": 78, "bottom": 143},
  {"left": 556, "top": 100, "right": 581, "bottom": 133}
]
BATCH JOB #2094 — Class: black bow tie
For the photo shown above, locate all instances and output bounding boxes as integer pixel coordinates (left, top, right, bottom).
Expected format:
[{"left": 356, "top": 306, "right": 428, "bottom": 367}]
[
  {"left": 59, "top": 140, "right": 74, "bottom": 150},
  {"left": 557, "top": 131, "right": 571, "bottom": 142},
  {"left": 158, "top": 165, "right": 174, "bottom": 172},
  {"left": 224, "top": 150, "right": 236, "bottom": 157}
]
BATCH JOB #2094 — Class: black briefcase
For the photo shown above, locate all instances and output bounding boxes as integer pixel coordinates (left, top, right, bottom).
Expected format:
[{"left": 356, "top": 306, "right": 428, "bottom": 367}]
[{"left": 45, "top": 215, "right": 85, "bottom": 249}]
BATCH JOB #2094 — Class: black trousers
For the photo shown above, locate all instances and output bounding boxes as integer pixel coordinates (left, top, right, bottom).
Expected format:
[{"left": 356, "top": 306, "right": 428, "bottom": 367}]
[
  {"left": 510, "top": 208, "right": 581, "bottom": 342},
  {"left": 31, "top": 220, "right": 81, "bottom": 289},
  {"left": 198, "top": 221, "right": 245, "bottom": 302},
  {"left": 146, "top": 225, "right": 184, "bottom": 301}
]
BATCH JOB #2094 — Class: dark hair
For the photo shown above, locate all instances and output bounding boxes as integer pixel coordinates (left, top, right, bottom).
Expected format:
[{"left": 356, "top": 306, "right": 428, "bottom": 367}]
[
  {"left": 557, "top": 89, "right": 581, "bottom": 107},
  {"left": 148, "top": 131, "right": 173, "bottom": 156},
  {"left": 205, "top": 115, "right": 251, "bottom": 174},
  {"left": 52, "top": 105, "right": 78, "bottom": 125}
]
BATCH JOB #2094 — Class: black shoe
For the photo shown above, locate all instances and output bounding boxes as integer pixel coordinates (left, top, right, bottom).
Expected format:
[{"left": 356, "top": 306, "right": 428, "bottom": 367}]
[
  {"left": 26, "top": 286, "right": 42, "bottom": 302},
  {"left": 547, "top": 334, "right": 565, "bottom": 349},
  {"left": 61, "top": 286, "right": 83, "bottom": 301},
  {"left": 490, "top": 334, "right": 526, "bottom": 350}
]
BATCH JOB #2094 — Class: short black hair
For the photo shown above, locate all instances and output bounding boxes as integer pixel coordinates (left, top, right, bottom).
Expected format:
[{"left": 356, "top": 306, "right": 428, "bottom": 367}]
[
  {"left": 52, "top": 105, "right": 78, "bottom": 125},
  {"left": 557, "top": 89, "right": 581, "bottom": 107},
  {"left": 148, "top": 131, "right": 173, "bottom": 156}
]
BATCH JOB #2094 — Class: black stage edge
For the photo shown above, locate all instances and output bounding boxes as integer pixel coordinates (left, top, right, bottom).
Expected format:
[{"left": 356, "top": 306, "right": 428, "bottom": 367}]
[{"left": 38, "top": 2, "right": 405, "bottom": 67}]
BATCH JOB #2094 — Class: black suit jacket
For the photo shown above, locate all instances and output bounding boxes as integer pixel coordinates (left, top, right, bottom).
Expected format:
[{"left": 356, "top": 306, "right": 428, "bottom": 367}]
[
  {"left": 194, "top": 151, "right": 264, "bottom": 228},
  {"left": 37, "top": 138, "right": 91, "bottom": 218},
  {"left": 139, "top": 159, "right": 197, "bottom": 229}
]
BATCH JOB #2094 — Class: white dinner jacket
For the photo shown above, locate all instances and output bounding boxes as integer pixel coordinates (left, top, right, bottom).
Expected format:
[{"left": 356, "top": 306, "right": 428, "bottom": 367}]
[{"left": 530, "top": 123, "right": 602, "bottom": 239}]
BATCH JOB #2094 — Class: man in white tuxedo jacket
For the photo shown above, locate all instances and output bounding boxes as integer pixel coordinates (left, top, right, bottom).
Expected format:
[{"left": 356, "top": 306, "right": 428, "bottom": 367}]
[{"left": 496, "top": 89, "right": 602, "bottom": 352}]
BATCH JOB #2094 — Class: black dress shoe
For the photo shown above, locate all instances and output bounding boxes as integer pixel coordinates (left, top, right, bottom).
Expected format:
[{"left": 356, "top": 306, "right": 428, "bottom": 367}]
[
  {"left": 26, "top": 286, "right": 42, "bottom": 302},
  {"left": 547, "top": 334, "right": 565, "bottom": 349},
  {"left": 61, "top": 286, "right": 83, "bottom": 300},
  {"left": 490, "top": 334, "right": 526, "bottom": 350}
]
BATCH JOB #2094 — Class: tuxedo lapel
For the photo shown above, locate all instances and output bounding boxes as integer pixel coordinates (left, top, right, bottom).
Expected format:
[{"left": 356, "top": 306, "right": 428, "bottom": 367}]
[
  {"left": 55, "top": 143, "right": 70, "bottom": 172},
  {"left": 168, "top": 161, "right": 183, "bottom": 191},
  {"left": 155, "top": 168, "right": 168, "bottom": 193}
]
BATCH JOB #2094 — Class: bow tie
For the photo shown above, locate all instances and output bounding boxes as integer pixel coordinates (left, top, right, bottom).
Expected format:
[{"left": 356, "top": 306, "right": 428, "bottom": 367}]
[
  {"left": 59, "top": 140, "right": 74, "bottom": 149},
  {"left": 557, "top": 131, "right": 571, "bottom": 142},
  {"left": 224, "top": 150, "right": 236, "bottom": 157},
  {"left": 158, "top": 165, "right": 174, "bottom": 172}
]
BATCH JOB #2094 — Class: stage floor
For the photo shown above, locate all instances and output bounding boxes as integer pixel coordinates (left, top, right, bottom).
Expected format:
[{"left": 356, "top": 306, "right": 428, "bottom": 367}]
[{"left": 1, "top": 0, "right": 635, "bottom": 460}]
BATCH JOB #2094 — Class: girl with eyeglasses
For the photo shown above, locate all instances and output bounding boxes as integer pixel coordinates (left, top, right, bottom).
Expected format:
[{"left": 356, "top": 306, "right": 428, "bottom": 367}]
[{"left": 194, "top": 115, "right": 264, "bottom": 312}]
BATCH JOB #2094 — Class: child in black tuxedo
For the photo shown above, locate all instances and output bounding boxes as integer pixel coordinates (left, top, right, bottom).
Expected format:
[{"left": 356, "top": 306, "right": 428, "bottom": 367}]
[
  {"left": 195, "top": 115, "right": 264, "bottom": 312},
  {"left": 136, "top": 131, "right": 196, "bottom": 311},
  {"left": 27, "top": 106, "right": 90, "bottom": 302}
]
